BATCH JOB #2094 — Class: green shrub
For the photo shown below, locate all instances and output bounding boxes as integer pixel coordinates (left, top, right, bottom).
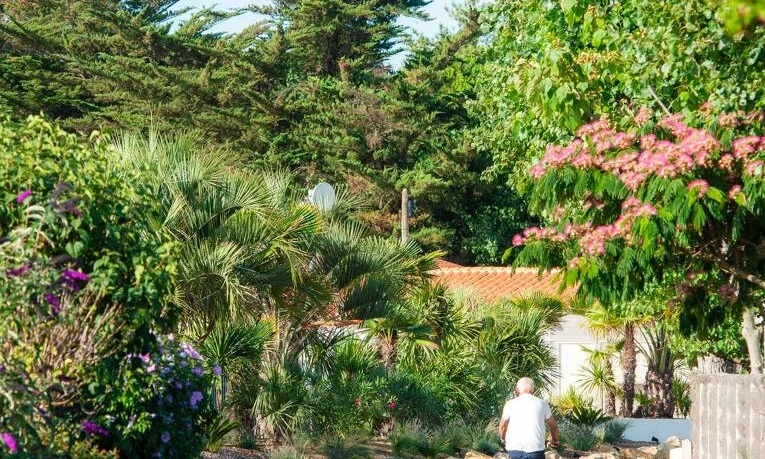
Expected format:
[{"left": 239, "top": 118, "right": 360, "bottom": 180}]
[
  {"left": 596, "top": 419, "right": 630, "bottom": 444},
  {"left": 558, "top": 418, "right": 599, "bottom": 452},
  {"left": 673, "top": 380, "right": 692, "bottom": 418},
  {"left": 204, "top": 415, "right": 241, "bottom": 452},
  {"left": 0, "top": 116, "right": 215, "bottom": 457},
  {"left": 390, "top": 422, "right": 454, "bottom": 459},
  {"left": 269, "top": 446, "right": 307, "bottom": 459},
  {"left": 552, "top": 386, "right": 593, "bottom": 417},
  {"left": 322, "top": 435, "right": 373, "bottom": 459},
  {"left": 237, "top": 430, "right": 262, "bottom": 450},
  {"left": 465, "top": 422, "right": 503, "bottom": 455},
  {"left": 568, "top": 405, "right": 611, "bottom": 430}
]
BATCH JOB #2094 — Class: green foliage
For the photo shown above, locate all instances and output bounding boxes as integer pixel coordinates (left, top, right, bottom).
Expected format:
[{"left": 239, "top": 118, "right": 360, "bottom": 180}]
[
  {"left": 269, "top": 446, "right": 308, "bottom": 459},
  {"left": 473, "top": 0, "right": 765, "bottom": 180},
  {"left": 0, "top": 116, "right": 217, "bottom": 458},
  {"left": 596, "top": 419, "right": 630, "bottom": 444},
  {"left": 390, "top": 422, "right": 454, "bottom": 459},
  {"left": 568, "top": 406, "right": 611, "bottom": 430},
  {"left": 204, "top": 415, "right": 241, "bottom": 452},
  {"left": 672, "top": 379, "right": 693, "bottom": 418},
  {"left": 0, "top": 1, "right": 534, "bottom": 264},
  {"left": 558, "top": 419, "right": 599, "bottom": 452},
  {"left": 321, "top": 435, "right": 373, "bottom": 459},
  {"left": 553, "top": 386, "right": 594, "bottom": 417}
]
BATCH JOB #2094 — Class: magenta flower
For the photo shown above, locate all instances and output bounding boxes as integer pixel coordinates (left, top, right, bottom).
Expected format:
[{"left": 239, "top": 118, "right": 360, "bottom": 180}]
[
  {"left": 82, "top": 420, "right": 110, "bottom": 437},
  {"left": 388, "top": 402, "right": 397, "bottom": 410},
  {"left": 62, "top": 269, "right": 90, "bottom": 282},
  {"left": 1, "top": 432, "right": 17, "bottom": 454},
  {"left": 44, "top": 293, "right": 61, "bottom": 315},
  {"left": 147, "top": 363, "right": 157, "bottom": 373},
  {"left": 511, "top": 234, "right": 525, "bottom": 247},
  {"left": 5, "top": 265, "right": 29, "bottom": 277},
  {"left": 15, "top": 189, "right": 31, "bottom": 204}
]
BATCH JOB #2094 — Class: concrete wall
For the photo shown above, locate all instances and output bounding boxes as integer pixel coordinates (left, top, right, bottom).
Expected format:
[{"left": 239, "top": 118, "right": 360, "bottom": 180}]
[
  {"left": 619, "top": 418, "right": 692, "bottom": 442},
  {"left": 691, "top": 373, "right": 765, "bottom": 459}
]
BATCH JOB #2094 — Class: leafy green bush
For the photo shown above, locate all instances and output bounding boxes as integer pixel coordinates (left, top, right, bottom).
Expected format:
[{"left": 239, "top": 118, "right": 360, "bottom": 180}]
[
  {"left": 568, "top": 405, "right": 611, "bottom": 430},
  {"left": 596, "top": 419, "right": 630, "bottom": 444},
  {"left": 558, "top": 418, "right": 599, "bottom": 452},
  {"left": 0, "top": 116, "right": 215, "bottom": 457},
  {"left": 204, "top": 415, "right": 241, "bottom": 452},
  {"left": 321, "top": 435, "right": 373, "bottom": 459},
  {"left": 269, "top": 446, "right": 307, "bottom": 459},
  {"left": 390, "top": 422, "right": 454, "bottom": 459},
  {"left": 464, "top": 422, "right": 503, "bottom": 455},
  {"left": 673, "top": 380, "right": 692, "bottom": 418},
  {"left": 552, "top": 387, "right": 593, "bottom": 417}
]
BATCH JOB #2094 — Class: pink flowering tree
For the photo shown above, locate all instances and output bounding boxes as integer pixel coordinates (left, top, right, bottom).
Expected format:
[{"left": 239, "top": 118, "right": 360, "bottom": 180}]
[{"left": 512, "top": 107, "right": 765, "bottom": 377}]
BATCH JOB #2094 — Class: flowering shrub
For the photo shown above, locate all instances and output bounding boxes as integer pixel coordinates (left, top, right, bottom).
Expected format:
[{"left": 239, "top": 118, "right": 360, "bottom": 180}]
[
  {"left": 513, "top": 107, "right": 765, "bottom": 334},
  {"left": 95, "top": 336, "right": 215, "bottom": 458},
  {"left": 0, "top": 116, "right": 215, "bottom": 457}
]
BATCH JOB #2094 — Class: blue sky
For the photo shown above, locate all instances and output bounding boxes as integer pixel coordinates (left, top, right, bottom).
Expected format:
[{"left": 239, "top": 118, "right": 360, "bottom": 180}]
[{"left": 174, "top": 0, "right": 458, "bottom": 65}]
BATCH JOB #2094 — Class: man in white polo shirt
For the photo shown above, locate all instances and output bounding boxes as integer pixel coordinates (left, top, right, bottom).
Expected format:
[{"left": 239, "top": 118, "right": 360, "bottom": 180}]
[{"left": 498, "top": 377, "right": 559, "bottom": 459}]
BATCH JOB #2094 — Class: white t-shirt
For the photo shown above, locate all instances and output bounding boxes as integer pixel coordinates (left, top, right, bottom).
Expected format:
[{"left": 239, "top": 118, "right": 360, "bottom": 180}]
[{"left": 501, "top": 393, "right": 552, "bottom": 452}]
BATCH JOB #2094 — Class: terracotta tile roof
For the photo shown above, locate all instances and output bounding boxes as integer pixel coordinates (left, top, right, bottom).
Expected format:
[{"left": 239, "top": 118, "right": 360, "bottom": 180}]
[
  {"left": 430, "top": 266, "right": 576, "bottom": 304},
  {"left": 435, "top": 259, "right": 463, "bottom": 269}
]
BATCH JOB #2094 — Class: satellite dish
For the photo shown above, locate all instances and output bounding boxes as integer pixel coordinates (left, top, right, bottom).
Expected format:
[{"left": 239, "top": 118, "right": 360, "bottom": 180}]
[{"left": 308, "top": 182, "right": 336, "bottom": 212}]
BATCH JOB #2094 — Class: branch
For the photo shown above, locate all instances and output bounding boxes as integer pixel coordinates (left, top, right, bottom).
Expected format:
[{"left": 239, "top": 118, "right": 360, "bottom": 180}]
[
  {"left": 718, "top": 261, "right": 765, "bottom": 290},
  {"left": 647, "top": 85, "right": 671, "bottom": 116}
]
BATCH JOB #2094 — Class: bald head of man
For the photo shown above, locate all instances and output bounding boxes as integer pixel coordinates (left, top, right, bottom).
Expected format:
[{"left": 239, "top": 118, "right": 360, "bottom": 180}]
[{"left": 515, "top": 377, "right": 535, "bottom": 395}]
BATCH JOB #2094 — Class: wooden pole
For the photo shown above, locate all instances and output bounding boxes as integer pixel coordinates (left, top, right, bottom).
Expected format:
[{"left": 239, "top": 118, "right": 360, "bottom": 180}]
[{"left": 401, "top": 188, "right": 409, "bottom": 244}]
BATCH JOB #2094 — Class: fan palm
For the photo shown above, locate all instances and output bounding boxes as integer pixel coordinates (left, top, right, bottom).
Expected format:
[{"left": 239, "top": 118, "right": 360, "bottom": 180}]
[
  {"left": 585, "top": 303, "right": 651, "bottom": 417},
  {"left": 113, "top": 131, "right": 322, "bottom": 334},
  {"left": 577, "top": 344, "right": 621, "bottom": 416}
]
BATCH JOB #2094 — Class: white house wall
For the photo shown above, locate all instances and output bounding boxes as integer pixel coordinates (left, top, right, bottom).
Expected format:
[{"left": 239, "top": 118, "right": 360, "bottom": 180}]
[{"left": 544, "top": 314, "right": 649, "bottom": 409}]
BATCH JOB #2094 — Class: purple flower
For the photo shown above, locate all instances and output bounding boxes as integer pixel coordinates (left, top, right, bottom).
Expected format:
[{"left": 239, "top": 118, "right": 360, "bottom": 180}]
[
  {"left": 161, "top": 432, "right": 171, "bottom": 443},
  {"left": 174, "top": 381, "right": 183, "bottom": 389},
  {"left": 61, "top": 269, "right": 90, "bottom": 291},
  {"left": 192, "top": 366, "right": 204, "bottom": 376},
  {"left": 1, "top": 432, "right": 17, "bottom": 454},
  {"left": 213, "top": 364, "right": 222, "bottom": 376},
  {"left": 189, "top": 391, "right": 203, "bottom": 409},
  {"left": 15, "top": 189, "right": 31, "bottom": 204},
  {"left": 6, "top": 265, "right": 29, "bottom": 277},
  {"left": 166, "top": 394, "right": 173, "bottom": 403},
  {"left": 0, "top": 365, "right": 5, "bottom": 373},
  {"left": 62, "top": 269, "right": 90, "bottom": 282},
  {"left": 82, "top": 420, "right": 110, "bottom": 437},
  {"left": 44, "top": 293, "right": 61, "bottom": 315}
]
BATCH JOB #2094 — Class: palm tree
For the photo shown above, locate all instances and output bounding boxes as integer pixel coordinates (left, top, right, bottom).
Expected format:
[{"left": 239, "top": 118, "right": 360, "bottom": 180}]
[
  {"left": 639, "top": 320, "right": 678, "bottom": 418},
  {"left": 113, "top": 131, "right": 322, "bottom": 335},
  {"left": 578, "top": 344, "right": 621, "bottom": 416},
  {"left": 585, "top": 304, "right": 649, "bottom": 417}
]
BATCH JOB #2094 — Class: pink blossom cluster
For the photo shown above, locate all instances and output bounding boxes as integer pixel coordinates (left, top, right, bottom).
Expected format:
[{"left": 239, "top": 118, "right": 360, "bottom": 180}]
[
  {"left": 513, "top": 196, "right": 656, "bottom": 259},
  {"left": 532, "top": 114, "right": 765, "bottom": 190}
]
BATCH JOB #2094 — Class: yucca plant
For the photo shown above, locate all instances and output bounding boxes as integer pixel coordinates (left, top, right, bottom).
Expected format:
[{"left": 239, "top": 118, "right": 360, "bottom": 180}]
[{"left": 204, "top": 415, "right": 241, "bottom": 452}]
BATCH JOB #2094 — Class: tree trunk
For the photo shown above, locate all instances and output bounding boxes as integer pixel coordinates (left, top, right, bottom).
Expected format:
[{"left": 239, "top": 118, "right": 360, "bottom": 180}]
[
  {"left": 380, "top": 329, "right": 398, "bottom": 372},
  {"left": 645, "top": 367, "right": 675, "bottom": 418},
  {"left": 742, "top": 306, "right": 763, "bottom": 375},
  {"left": 604, "top": 360, "right": 616, "bottom": 416},
  {"left": 604, "top": 390, "right": 616, "bottom": 417},
  {"left": 620, "top": 323, "right": 636, "bottom": 417}
]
